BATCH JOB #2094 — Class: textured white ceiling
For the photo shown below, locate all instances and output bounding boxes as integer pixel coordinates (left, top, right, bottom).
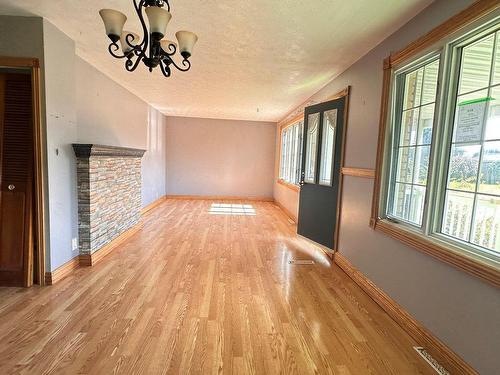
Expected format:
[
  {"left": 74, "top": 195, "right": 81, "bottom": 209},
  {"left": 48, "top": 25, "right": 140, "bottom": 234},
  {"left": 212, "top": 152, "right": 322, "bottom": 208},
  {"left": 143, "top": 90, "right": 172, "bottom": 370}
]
[{"left": 0, "top": 0, "right": 432, "bottom": 121}]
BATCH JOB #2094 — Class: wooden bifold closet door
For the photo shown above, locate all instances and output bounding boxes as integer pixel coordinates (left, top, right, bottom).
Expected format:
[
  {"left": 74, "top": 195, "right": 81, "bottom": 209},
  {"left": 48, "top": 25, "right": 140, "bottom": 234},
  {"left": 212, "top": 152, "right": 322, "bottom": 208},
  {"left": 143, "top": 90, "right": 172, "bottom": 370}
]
[{"left": 0, "top": 72, "right": 34, "bottom": 287}]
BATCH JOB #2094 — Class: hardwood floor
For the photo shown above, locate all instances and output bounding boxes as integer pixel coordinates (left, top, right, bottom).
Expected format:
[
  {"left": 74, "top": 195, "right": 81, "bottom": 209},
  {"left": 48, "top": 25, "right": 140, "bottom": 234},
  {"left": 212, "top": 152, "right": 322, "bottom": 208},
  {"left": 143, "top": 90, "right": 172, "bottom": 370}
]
[{"left": 0, "top": 199, "right": 434, "bottom": 374}]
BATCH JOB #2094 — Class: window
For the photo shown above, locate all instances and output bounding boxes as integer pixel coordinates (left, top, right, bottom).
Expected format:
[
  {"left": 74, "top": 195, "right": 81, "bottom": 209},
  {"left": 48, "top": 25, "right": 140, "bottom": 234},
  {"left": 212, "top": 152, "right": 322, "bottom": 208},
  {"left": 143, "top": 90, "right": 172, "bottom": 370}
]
[
  {"left": 304, "top": 113, "right": 319, "bottom": 183},
  {"left": 374, "top": 10, "right": 500, "bottom": 283},
  {"left": 319, "top": 109, "right": 337, "bottom": 186},
  {"left": 389, "top": 59, "right": 439, "bottom": 225},
  {"left": 279, "top": 119, "right": 303, "bottom": 185}
]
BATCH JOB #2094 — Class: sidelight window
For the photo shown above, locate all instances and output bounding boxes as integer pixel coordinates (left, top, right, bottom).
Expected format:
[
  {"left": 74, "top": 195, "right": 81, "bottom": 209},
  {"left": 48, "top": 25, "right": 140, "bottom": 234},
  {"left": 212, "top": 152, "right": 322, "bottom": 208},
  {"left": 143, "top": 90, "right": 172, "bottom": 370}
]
[{"left": 279, "top": 119, "right": 303, "bottom": 185}]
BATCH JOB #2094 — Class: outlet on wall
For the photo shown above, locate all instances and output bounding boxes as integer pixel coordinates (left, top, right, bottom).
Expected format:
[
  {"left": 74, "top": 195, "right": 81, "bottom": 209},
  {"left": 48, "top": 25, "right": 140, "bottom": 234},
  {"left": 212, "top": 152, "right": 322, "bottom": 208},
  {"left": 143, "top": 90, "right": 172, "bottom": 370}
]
[{"left": 72, "top": 237, "right": 78, "bottom": 251}]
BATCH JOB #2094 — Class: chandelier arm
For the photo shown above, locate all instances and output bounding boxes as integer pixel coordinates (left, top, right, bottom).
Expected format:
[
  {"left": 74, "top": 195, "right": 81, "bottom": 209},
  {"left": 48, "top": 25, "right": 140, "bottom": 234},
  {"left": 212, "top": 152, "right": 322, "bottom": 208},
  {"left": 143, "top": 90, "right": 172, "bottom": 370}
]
[
  {"left": 125, "top": 33, "right": 141, "bottom": 51},
  {"left": 159, "top": 60, "right": 171, "bottom": 77},
  {"left": 160, "top": 43, "right": 177, "bottom": 56},
  {"left": 108, "top": 42, "right": 128, "bottom": 59},
  {"left": 169, "top": 58, "right": 191, "bottom": 72},
  {"left": 134, "top": 0, "right": 149, "bottom": 52},
  {"left": 125, "top": 54, "right": 143, "bottom": 72}
]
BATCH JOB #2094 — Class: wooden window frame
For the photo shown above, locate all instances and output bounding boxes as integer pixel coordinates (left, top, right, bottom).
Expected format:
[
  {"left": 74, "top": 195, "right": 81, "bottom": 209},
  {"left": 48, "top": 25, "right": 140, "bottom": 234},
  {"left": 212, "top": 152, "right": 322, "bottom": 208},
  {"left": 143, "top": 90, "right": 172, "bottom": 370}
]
[
  {"left": 277, "top": 113, "right": 304, "bottom": 192},
  {"left": 371, "top": 0, "right": 500, "bottom": 288},
  {"left": 0, "top": 56, "right": 46, "bottom": 286}
]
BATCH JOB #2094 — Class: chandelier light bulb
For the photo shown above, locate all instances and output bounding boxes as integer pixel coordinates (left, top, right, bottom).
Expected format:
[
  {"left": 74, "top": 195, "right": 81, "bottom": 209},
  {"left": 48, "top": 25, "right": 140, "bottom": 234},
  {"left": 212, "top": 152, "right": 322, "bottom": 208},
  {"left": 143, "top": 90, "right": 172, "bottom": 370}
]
[
  {"left": 99, "top": 9, "right": 127, "bottom": 42},
  {"left": 145, "top": 6, "right": 172, "bottom": 40},
  {"left": 175, "top": 31, "right": 198, "bottom": 59}
]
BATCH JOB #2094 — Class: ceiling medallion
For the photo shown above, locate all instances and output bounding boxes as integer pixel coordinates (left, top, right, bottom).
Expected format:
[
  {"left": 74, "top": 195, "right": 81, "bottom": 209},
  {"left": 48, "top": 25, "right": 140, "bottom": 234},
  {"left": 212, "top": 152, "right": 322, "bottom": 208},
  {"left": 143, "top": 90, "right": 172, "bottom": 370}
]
[{"left": 99, "top": 0, "right": 198, "bottom": 77}]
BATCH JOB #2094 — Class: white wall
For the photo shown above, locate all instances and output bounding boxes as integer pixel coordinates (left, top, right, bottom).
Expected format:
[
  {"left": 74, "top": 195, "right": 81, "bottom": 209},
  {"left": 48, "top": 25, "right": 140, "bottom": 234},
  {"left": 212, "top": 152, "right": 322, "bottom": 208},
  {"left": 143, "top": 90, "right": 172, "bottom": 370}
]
[
  {"left": 274, "top": 0, "right": 500, "bottom": 373},
  {"left": 166, "top": 116, "right": 276, "bottom": 198}
]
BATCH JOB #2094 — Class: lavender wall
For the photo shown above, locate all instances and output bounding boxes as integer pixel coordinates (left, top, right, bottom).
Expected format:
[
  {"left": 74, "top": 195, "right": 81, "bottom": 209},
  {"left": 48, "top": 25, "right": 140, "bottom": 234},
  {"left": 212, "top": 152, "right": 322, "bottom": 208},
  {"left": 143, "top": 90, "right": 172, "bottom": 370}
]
[
  {"left": 273, "top": 0, "right": 500, "bottom": 373},
  {"left": 75, "top": 57, "right": 167, "bottom": 208},
  {"left": 166, "top": 116, "right": 276, "bottom": 199}
]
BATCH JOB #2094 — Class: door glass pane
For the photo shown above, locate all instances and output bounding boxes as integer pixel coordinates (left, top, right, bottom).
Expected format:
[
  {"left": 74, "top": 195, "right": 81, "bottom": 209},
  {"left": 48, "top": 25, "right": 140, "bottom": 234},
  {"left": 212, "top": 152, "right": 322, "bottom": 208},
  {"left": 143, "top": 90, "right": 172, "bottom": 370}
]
[
  {"left": 319, "top": 109, "right": 337, "bottom": 186},
  {"left": 304, "top": 113, "right": 319, "bottom": 183}
]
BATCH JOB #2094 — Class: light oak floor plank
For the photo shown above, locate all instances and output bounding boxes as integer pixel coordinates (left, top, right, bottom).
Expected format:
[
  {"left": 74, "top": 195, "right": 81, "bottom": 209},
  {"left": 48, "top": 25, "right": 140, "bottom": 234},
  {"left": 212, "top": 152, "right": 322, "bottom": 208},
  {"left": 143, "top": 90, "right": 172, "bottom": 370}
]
[{"left": 0, "top": 199, "right": 434, "bottom": 374}]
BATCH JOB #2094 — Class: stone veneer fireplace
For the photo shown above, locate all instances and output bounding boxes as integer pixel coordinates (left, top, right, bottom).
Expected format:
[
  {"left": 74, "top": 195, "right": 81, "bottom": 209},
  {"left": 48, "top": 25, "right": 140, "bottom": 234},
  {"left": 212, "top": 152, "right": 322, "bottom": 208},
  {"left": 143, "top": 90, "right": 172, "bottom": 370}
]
[{"left": 73, "top": 144, "right": 146, "bottom": 256}]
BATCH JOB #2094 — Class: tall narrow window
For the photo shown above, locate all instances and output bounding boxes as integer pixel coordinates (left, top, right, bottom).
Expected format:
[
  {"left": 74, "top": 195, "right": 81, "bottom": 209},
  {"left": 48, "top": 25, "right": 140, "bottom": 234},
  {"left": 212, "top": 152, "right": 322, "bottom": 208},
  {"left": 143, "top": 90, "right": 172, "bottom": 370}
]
[
  {"left": 304, "top": 113, "right": 319, "bottom": 183},
  {"left": 319, "top": 109, "right": 337, "bottom": 186},
  {"left": 442, "top": 30, "right": 500, "bottom": 254},
  {"left": 388, "top": 58, "right": 440, "bottom": 225},
  {"left": 279, "top": 119, "right": 303, "bottom": 185}
]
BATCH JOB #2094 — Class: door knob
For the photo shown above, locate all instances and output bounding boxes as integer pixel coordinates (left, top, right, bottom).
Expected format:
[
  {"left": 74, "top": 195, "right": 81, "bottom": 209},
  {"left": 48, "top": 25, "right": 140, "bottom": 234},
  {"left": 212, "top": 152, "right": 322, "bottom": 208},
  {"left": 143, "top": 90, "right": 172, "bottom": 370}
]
[{"left": 8, "top": 184, "right": 15, "bottom": 191}]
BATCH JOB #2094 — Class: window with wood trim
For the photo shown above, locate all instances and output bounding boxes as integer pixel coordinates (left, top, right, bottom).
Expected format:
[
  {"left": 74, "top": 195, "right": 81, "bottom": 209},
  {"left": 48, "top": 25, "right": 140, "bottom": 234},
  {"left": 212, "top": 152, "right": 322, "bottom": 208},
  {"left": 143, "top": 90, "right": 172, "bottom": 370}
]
[
  {"left": 374, "top": 12, "right": 500, "bottom": 282},
  {"left": 279, "top": 119, "right": 304, "bottom": 185}
]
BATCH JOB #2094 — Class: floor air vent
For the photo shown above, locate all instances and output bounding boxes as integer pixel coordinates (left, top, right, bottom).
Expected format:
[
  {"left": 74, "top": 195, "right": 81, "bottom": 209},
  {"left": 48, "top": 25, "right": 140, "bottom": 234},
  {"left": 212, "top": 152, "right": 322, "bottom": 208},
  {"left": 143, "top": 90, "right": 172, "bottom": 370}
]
[
  {"left": 288, "top": 259, "right": 315, "bottom": 265},
  {"left": 414, "top": 347, "right": 450, "bottom": 375}
]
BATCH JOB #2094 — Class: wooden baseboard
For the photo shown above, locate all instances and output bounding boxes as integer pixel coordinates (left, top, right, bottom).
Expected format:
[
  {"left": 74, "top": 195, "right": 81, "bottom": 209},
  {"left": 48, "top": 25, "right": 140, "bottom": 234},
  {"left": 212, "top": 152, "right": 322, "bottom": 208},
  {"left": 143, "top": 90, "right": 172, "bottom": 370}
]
[
  {"left": 334, "top": 252, "right": 477, "bottom": 375},
  {"left": 274, "top": 200, "right": 297, "bottom": 223},
  {"left": 44, "top": 256, "right": 80, "bottom": 285},
  {"left": 141, "top": 195, "right": 167, "bottom": 215},
  {"left": 166, "top": 195, "right": 274, "bottom": 202},
  {"left": 79, "top": 222, "right": 144, "bottom": 267}
]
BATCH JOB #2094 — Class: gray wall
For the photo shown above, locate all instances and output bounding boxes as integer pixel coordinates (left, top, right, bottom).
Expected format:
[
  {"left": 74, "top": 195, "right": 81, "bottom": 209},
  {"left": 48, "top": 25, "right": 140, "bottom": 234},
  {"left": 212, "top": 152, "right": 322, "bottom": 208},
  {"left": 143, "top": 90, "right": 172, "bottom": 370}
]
[
  {"left": 276, "top": 0, "right": 500, "bottom": 373},
  {"left": 166, "top": 116, "right": 276, "bottom": 198},
  {"left": 75, "top": 58, "right": 167, "bottom": 207},
  {"left": 0, "top": 17, "right": 168, "bottom": 271},
  {"left": 43, "top": 19, "right": 79, "bottom": 271}
]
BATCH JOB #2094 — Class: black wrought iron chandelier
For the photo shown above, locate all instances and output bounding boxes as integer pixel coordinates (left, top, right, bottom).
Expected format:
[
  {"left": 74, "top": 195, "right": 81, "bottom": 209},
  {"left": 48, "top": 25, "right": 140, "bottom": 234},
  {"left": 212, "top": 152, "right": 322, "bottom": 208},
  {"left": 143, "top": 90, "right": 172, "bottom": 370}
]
[{"left": 99, "top": 0, "right": 198, "bottom": 77}]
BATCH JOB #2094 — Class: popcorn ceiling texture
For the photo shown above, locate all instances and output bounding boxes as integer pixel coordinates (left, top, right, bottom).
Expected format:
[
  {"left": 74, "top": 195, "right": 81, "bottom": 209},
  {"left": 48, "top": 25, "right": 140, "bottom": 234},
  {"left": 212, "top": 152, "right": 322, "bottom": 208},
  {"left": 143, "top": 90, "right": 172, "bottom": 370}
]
[
  {"left": 74, "top": 145, "right": 145, "bottom": 255},
  {"left": 0, "top": 0, "right": 432, "bottom": 122}
]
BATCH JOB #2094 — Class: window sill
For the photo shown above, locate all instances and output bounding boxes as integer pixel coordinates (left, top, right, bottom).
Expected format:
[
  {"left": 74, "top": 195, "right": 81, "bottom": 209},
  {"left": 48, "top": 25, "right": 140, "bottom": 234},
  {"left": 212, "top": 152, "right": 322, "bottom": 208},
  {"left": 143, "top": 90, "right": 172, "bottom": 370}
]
[
  {"left": 277, "top": 179, "right": 300, "bottom": 192},
  {"left": 372, "top": 218, "right": 500, "bottom": 288}
]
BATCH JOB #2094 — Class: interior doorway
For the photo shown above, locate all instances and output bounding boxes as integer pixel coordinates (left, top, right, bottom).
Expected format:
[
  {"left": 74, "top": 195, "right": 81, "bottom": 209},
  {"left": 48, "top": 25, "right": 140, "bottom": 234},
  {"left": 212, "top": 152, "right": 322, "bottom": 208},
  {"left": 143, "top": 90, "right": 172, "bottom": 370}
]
[
  {"left": 0, "top": 57, "right": 45, "bottom": 287},
  {"left": 297, "top": 88, "right": 350, "bottom": 253}
]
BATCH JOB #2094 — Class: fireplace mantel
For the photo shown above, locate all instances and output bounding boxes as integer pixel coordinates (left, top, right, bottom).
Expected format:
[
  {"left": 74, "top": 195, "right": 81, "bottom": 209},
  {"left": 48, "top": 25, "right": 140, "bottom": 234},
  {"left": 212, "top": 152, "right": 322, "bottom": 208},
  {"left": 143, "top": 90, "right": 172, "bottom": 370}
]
[{"left": 72, "top": 144, "right": 146, "bottom": 158}]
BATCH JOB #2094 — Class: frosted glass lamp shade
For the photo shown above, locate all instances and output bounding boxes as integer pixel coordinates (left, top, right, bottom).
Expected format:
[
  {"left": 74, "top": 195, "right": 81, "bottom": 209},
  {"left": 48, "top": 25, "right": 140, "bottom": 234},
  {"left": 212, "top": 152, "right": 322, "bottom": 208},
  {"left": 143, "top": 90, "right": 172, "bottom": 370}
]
[
  {"left": 99, "top": 9, "right": 127, "bottom": 42},
  {"left": 160, "top": 39, "right": 177, "bottom": 53},
  {"left": 120, "top": 31, "right": 140, "bottom": 54},
  {"left": 175, "top": 31, "right": 198, "bottom": 58},
  {"left": 145, "top": 6, "right": 172, "bottom": 39}
]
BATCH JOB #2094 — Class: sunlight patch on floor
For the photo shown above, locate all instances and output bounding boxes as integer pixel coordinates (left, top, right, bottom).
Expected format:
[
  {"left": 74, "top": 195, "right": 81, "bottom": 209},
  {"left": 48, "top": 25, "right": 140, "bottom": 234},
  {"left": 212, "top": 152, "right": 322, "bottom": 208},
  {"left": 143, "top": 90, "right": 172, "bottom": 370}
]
[{"left": 209, "top": 203, "right": 256, "bottom": 216}]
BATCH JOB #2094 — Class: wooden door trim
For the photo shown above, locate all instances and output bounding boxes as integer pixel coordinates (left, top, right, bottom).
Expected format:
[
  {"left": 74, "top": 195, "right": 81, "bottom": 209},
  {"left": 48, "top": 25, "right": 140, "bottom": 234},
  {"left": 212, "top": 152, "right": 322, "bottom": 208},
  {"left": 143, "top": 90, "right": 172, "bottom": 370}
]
[
  {"left": 0, "top": 57, "right": 46, "bottom": 286},
  {"left": 333, "top": 86, "right": 351, "bottom": 256}
]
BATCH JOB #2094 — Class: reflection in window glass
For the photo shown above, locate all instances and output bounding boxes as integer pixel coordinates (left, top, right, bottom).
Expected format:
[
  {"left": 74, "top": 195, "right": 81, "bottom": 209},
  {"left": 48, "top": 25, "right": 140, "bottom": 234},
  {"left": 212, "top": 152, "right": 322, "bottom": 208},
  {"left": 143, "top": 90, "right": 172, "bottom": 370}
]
[
  {"left": 305, "top": 113, "right": 319, "bottom": 183},
  {"left": 458, "top": 34, "right": 494, "bottom": 95},
  {"left": 389, "top": 58, "right": 439, "bottom": 225},
  {"left": 319, "top": 110, "right": 337, "bottom": 185},
  {"left": 442, "top": 31, "right": 500, "bottom": 254}
]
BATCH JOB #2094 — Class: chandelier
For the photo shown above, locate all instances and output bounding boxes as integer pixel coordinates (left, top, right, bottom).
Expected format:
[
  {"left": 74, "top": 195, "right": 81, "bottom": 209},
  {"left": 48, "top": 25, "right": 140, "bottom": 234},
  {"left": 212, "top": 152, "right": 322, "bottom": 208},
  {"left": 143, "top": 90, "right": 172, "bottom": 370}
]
[{"left": 99, "top": 0, "right": 198, "bottom": 77}]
